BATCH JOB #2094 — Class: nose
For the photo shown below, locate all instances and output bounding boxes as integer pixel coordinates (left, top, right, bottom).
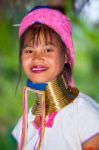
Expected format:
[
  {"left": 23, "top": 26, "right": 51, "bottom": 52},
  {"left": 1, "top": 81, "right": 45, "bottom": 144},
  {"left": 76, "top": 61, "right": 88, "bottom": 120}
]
[{"left": 32, "top": 51, "right": 44, "bottom": 63}]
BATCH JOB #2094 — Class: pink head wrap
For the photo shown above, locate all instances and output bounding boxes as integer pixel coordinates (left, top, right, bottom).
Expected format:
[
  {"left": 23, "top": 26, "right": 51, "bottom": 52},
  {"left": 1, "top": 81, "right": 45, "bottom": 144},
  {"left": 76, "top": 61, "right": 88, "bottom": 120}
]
[{"left": 19, "top": 7, "right": 74, "bottom": 68}]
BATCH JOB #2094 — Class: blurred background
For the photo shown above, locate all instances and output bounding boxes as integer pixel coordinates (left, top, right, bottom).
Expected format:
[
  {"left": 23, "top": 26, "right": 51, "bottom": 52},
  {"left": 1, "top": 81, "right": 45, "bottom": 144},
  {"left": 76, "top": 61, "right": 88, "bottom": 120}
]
[{"left": 0, "top": 0, "right": 99, "bottom": 149}]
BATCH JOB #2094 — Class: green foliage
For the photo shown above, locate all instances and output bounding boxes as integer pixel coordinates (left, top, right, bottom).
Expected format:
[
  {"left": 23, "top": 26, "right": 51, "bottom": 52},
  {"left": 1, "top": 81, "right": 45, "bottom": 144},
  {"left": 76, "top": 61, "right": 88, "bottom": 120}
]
[
  {"left": 0, "top": 127, "right": 17, "bottom": 150},
  {"left": 0, "top": 17, "right": 21, "bottom": 149},
  {"left": 73, "top": 18, "right": 99, "bottom": 101}
]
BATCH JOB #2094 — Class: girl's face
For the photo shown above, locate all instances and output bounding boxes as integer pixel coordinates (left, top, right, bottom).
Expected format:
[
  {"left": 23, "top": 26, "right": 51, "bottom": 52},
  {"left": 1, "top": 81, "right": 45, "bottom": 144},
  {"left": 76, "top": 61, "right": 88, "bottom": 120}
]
[{"left": 21, "top": 27, "right": 66, "bottom": 83}]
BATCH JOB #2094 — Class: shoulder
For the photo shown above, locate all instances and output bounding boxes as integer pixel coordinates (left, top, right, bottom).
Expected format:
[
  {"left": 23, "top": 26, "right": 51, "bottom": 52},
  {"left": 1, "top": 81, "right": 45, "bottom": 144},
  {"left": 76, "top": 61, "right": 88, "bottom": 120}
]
[
  {"left": 76, "top": 92, "right": 99, "bottom": 143},
  {"left": 60, "top": 92, "right": 99, "bottom": 118},
  {"left": 77, "top": 92, "right": 99, "bottom": 108},
  {"left": 77, "top": 92, "right": 99, "bottom": 119},
  {"left": 59, "top": 92, "right": 99, "bottom": 143}
]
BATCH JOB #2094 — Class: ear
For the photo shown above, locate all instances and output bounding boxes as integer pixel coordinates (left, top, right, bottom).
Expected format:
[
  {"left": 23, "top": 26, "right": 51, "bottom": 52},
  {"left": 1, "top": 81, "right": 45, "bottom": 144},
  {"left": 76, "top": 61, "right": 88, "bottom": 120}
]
[{"left": 64, "top": 54, "right": 68, "bottom": 64}]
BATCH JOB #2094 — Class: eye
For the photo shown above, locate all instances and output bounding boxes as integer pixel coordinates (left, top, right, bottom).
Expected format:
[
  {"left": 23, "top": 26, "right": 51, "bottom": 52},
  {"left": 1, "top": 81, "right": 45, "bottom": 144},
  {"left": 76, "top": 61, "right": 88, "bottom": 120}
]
[
  {"left": 24, "top": 49, "right": 33, "bottom": 54},
  {"left": 22, "top": 47, "right": 33, "bottom": 54},
  {"left": 44, "top": 48, "right": 53, "bottom": 53}
]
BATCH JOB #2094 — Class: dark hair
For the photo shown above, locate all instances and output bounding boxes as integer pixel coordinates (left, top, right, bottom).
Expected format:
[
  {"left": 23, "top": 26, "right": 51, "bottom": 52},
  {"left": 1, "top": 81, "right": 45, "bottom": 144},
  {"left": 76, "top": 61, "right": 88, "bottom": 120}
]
[{"left": 18, "top": 24, "right": 73, "bottom": 86}]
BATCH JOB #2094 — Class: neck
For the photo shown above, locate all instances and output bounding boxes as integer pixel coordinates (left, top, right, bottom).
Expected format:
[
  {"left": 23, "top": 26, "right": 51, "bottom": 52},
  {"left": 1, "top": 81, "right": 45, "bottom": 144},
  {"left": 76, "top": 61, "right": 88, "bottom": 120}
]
[{"left": 30, "top": 75, "right": 79, "bottom": 116}]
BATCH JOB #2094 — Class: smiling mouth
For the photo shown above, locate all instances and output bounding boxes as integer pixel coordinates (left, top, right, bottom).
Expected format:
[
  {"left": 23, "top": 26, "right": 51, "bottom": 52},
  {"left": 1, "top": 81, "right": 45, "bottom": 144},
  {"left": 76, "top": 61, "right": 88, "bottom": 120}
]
[{"left": 31, "top": 66, "right": 48, "bottom": 73}]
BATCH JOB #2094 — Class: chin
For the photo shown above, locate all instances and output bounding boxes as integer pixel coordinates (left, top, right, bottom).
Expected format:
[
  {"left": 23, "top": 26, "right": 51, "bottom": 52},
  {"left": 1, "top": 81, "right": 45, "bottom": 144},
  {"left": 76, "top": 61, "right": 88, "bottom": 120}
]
[
  {"left": 30, "top": 79, "right": 48, "bottom": 83},
  {"left": 29, "top": 76, "right": 57, "bottom": 83}
]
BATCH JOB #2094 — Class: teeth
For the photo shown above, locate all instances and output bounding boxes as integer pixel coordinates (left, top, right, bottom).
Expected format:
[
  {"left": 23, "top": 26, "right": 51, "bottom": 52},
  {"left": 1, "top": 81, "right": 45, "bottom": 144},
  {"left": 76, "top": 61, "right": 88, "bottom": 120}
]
[{"left": 32, "top": 68, "right": 46, "bottom": 71}]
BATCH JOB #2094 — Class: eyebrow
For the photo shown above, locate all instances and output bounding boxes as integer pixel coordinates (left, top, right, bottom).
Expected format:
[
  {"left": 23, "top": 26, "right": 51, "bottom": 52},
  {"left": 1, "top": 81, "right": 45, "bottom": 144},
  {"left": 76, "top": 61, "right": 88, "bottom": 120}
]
[
  {"left": 45, "top": 42, "right": 56, "bottom": 46},
  {"left": 22, "top": 42, "right": 56, "bottom": 49},
  {"left": 22, "top": 45, "right": 32, "bottom": 49}
]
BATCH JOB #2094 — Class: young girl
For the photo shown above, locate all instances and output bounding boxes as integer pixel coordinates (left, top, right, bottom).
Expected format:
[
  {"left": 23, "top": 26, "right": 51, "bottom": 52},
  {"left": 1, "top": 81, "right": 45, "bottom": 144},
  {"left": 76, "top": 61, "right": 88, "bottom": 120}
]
[{"left": 12, "top": 6, "right": 99, "bottom": 150}]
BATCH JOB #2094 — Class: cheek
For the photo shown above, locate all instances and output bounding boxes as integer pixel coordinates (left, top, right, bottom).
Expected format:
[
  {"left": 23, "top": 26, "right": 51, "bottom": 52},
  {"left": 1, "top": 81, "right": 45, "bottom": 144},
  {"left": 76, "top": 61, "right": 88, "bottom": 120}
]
[
  {"left": 55, "top": 54, "right": 65, "bottom": 67},
  {"left": 21, "top": 55, "right": 30, "bottom": 65},
  {"left": 50, "top": 55, "right": 65, "bottom": 74},
  {"left": 21, "top": 56, "right": 29, "bottom": 72}
]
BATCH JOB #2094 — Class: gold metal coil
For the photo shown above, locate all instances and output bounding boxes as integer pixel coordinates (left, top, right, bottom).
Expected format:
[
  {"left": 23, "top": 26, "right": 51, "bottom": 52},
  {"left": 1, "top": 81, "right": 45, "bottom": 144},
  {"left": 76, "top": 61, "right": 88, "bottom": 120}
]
[{"left": 32, "top": 75, "right": 79, "bottom": 116}]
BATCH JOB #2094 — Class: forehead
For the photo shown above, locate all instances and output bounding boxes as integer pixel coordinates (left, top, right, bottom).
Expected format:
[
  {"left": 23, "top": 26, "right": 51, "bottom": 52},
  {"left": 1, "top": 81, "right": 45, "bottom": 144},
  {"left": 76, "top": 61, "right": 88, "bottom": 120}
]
[{"left": 22, "top": 24, "right": 62, "bottom": 47}]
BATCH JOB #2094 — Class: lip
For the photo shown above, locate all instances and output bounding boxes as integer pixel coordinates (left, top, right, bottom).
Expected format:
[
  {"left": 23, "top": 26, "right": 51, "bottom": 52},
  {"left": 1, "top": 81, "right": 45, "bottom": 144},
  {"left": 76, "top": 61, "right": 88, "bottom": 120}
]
[{"left": 31, "top": 66, "right": 48, "bottom": 73}]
